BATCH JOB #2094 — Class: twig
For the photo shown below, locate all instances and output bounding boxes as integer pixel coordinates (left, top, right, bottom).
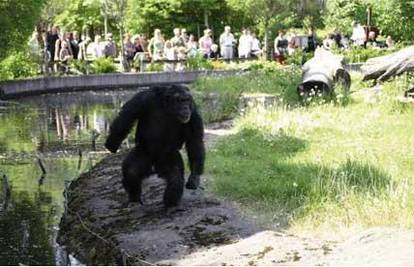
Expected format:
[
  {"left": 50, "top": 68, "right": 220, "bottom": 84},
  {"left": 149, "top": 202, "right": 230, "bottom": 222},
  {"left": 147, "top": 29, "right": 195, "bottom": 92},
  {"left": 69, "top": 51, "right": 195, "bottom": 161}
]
[
  {"left": 2, "top": 174, "right": 11, "bottom": 211},
  {"left": 75, "top": 212, "right": 154, "bottom": 266},
  {"left": 37, "top": 156, "right": 47, "bottom": 175},
  {"left": 77, "top": 149, "right": 83, "bottom": 170}
]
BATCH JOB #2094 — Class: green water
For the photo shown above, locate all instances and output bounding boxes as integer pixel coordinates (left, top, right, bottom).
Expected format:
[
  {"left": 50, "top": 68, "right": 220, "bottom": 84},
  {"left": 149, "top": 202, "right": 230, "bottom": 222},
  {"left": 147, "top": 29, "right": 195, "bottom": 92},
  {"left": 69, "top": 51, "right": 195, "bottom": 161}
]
[{"left": 0, "top": 90, "right": 137, "bottom": 265}]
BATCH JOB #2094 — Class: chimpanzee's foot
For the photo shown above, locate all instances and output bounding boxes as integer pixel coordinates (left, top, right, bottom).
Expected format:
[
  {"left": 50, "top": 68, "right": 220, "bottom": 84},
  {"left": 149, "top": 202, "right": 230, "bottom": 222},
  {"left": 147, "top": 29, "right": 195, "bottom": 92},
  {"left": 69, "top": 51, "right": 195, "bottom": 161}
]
[{"left": 185, "top": 175, "right": 200, "bottom": 190}]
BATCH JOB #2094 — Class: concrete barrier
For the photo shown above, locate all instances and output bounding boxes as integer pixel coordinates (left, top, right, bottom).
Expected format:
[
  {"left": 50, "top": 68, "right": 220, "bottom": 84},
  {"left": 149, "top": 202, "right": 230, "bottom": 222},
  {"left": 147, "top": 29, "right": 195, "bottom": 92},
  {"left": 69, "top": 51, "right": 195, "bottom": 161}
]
[{"left": 0, "top": 70, "right": 241, "bottom": 100}]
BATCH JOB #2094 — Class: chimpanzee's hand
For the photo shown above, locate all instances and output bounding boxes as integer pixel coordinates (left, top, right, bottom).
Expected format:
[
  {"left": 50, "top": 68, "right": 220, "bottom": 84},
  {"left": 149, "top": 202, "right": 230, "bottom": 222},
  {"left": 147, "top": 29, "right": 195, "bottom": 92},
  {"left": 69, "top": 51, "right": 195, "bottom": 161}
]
[
  {"left": 104, "top": 138, "right": 119, "bottom": 153},
  {"left": 185, "top": 174, "right": 200, "bottom": 190}
]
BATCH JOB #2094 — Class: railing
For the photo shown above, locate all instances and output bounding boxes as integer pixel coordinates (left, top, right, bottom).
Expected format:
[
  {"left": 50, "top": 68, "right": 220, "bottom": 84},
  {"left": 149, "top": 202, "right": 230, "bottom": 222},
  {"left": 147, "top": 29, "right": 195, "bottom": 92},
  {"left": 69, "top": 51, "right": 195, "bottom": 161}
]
[{"left": 0, "top": 69, "right": 242, "bottom": 99}]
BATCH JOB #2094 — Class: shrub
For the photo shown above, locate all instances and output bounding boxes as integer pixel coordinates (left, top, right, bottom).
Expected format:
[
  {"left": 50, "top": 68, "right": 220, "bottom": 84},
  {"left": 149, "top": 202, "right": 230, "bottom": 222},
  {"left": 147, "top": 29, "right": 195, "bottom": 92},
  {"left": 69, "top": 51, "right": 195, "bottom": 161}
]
[
  {"left": 285, "top": 50, "right": 314, "bottom": 66},
  {"left": 145, "top": 62, "right": 163, "bottom": 72},
  {"left": 186, "top": 53, "right": 213, "bottom": 71},
  {"left": 0, "top": 51, "right": 38, "bottom": 81},
  {"left": 90, "top": 57, "right": 117, "bottom": 74}
]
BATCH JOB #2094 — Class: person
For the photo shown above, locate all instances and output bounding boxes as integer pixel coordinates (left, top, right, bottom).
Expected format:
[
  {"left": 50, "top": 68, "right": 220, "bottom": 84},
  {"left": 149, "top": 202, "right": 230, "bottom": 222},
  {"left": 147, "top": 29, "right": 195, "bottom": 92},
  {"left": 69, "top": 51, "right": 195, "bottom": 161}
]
[
  {"left": 250, "top": 32, "right": 262, "bottom": 58},
  {"left": 87, "top": 35, "right": 104, "bottom": 59},
  {"left": 386, "top": 36, "right": 394, "bottom": 49},
  {"left": 287, "top": 31, "right": 300, "bottom": 55},
  {"left": 133, "top": 34, "right": 146, "bottom": 72},
  {"left": 59, "top": 41, "right": 73, "bottom": 73},
  {"left": 163, "top": 40, "right": 175, "bottom": 71},
  {"left": 121, "top": 33, "right": 135, "bottom": 71},
  {"left": 55, "top": 31, "right": 73, "bottom": 72},
  {"left": 46, "top": 26, "right": 60, "bottom": 69},
  {"left": 186, "top": 34, "right": 198, "bottom": 57},
  {"left": 219, "top": 26, "right": 235, "bottom": 60},
  {"left": 199, "top": 29, "right": 213, "bottom": 58},
  {"left": 351, "top": 21, "right": 366, "bottom": 47},
  {"left": 181, "top": 28, "right": 189, "bottom": 43},
  {"left": 148, "top": 29, "right": 165, "bottom": 61},
  {"left": 238, "top": 28, "right": 253, "bottom": 58},
  {"left": 210, "top": 44, "right": 219, "bottom": 59},
  {"left": 78, "top": 36, "right": 91, "bottom": 60},
  {"left": 323, "top": 34, "right": 336, "bottom": 50},
  {"left": 306, "top": 29, "right": 317, "bottom": 52},
  {"left": 28, "top": 32, "right": 41, "bottom": 57},
  {"left": 103, "top": 33, "right": 117, "bottom": 58},
  {"left": 366, "top": 31, "right": 378, "bottom": 48},
  {"left": 70, "top": 31, "right": 82, "bottom": 60},
  {"left": 274, "top": 31, "right": 288, "bottom": 64},
  {"left": 176, "top": 46, "right": 187, "bottom": 71},
  {"left": 171, "top": 28, "right": 185, "bottom": 48}
]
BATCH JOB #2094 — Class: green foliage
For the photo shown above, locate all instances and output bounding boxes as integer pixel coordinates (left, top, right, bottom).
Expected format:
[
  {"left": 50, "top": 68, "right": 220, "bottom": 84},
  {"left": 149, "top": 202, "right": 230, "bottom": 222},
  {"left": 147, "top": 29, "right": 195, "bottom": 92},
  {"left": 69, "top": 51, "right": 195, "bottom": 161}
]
[
  {"left": 334, "top": 46, "right": 396, "bottom": 63},
  {"left": 208, "top": 74, "right": 414, "bottom": 231},
  {"left": 0, "top": 51, "right": 38, "bottom": 81},
  {"left": 90, "top": 57, "right": 117, "bottom": 74},
  {"left": 285, "top": 50, "right": 314, "bottom": 66},
  {"left": 0, "top": 0, "right": 47, "bottom": 60},
  {"left": 54, "top": 0, "right": 105, "bottom": 33},
  {"left": 186, "top": 53, "right": 213, "bottom": 71},
  {"left": 126, "top": 0, "right": 234, "bottom": 37},
  {"left": 324, "top": 0, "right": 367, "bottom": 35},
  {"left": 145, "top": 62, "right": 163, "bottom": 72},
  {"left": 324, "top": 0, "right": 414, "bottom": 42},
  {"left": 69, "top": 60, "right": 89, "bottom": 75},
  {"left": 192, "top": 66, "right": 301, "bottom": 122}
]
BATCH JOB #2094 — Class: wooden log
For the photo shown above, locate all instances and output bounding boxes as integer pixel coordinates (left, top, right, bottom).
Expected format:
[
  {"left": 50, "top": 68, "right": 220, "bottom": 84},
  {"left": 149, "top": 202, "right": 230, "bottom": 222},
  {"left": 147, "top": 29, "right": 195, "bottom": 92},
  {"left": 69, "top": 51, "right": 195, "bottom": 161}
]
[
  {"left": 361, "top": 46, "right": 414, "bottom": 82},
  {"left": 297, "top": 48, "right": 351, "bottom": 98}
]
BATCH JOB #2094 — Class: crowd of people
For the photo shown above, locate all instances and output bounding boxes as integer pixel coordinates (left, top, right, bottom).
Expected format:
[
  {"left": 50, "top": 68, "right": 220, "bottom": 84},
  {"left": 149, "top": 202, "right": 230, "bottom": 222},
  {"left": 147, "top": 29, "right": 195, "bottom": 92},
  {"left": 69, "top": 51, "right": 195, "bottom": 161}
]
[
  {"left": 27, "top": 21, "right": 396, "bottom": 74},
  {"left": 28, "top": 25, "right": 264, "bottom": 73}
]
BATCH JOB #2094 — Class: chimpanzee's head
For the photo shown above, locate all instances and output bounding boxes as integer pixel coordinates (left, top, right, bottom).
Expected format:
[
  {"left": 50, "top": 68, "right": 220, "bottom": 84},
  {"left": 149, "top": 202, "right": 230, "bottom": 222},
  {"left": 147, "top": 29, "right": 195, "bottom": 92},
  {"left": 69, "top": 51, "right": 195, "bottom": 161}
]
[{"left": 161, "top": 85, "right": 194, "bottom": 124}]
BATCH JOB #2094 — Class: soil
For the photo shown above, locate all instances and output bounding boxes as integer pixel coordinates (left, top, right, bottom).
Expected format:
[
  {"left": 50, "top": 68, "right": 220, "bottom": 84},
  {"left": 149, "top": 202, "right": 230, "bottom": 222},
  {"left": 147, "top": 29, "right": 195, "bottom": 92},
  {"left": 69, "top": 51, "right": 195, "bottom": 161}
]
[{"left": 58, "top": 121, "right": 414, "bottom": 265}]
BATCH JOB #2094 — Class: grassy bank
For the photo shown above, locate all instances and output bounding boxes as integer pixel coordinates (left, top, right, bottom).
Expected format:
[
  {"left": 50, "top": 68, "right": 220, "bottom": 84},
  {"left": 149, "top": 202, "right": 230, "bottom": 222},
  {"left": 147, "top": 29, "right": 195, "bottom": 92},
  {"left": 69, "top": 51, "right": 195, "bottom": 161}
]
[
  {"left": 207, "top": 73, "right": 414, "bottom": 234},
  {"left": 192, "top": 63, "right": 301, "bottom": 123}
]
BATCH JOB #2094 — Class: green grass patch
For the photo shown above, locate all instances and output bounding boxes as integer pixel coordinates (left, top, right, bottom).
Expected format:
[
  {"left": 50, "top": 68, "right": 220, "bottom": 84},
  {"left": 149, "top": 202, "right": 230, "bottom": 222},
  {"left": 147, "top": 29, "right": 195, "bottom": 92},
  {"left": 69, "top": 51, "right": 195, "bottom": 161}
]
[
  {"left": 208, "top": 74, "right": 414, "bottom": 233},
  {"left": 192, "top": 66, "right": 301, "bottom": 123}
]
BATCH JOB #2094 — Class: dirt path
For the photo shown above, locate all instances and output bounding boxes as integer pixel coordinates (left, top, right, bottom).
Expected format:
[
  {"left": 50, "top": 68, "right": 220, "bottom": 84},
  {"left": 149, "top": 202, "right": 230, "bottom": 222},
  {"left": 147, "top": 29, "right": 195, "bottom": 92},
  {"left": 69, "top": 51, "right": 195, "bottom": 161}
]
[{"left": 58, "top": 122, "right": 414, "bottom": 265}]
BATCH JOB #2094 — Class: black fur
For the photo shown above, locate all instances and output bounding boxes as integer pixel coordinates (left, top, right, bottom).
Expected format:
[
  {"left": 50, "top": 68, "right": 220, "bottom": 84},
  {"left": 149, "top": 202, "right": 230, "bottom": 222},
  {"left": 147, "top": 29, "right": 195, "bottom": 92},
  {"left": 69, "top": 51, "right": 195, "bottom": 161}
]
[{"left": 105, "top": 85, "right": 205, "bottom": 207}]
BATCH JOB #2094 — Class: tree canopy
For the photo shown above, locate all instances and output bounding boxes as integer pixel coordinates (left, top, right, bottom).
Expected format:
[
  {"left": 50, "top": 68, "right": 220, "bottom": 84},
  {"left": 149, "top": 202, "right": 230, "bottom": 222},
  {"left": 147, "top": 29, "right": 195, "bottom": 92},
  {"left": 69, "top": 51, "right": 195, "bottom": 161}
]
[{"left": 0, "top": 0, "right": 47, "bottom": 60}]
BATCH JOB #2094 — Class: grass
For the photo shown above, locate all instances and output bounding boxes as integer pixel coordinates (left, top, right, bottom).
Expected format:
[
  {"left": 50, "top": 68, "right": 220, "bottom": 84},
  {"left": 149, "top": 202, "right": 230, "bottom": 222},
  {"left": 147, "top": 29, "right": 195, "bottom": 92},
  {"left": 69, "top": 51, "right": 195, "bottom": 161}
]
[
  {"left": 207, "top": 72, "right": 414, "bottom": 234},
  {"left": 191, "top": 65, "right": 301, "bottom": 123}
]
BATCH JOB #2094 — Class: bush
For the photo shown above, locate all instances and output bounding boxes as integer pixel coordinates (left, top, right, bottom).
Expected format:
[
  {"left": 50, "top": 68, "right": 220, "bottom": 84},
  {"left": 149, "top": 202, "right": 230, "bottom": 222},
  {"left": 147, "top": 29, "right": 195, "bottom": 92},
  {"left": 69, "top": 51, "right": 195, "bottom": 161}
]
[
  {"left": 285, "top": 50, "right": 314, "bottom": 66},
  {"left": 192, "top": 66, "right": 302, "bottom": 122},
  {"left": 90, "top": 57, "right": 117, "bottom": 74},
  {"left": 336, "top": 46, "right": 397, "bottom": 63},
  {"left": 186, "top": 53, "right": 213, "bottom": 71},
  {"left": 145, "top": 62, "right": 163, "bottom": 72},
  {"left": 0, "top": 51, "right": 38, "bottom": 81},
  {"left": 69, "top": 60, "right": 89, "bottom": 75}
]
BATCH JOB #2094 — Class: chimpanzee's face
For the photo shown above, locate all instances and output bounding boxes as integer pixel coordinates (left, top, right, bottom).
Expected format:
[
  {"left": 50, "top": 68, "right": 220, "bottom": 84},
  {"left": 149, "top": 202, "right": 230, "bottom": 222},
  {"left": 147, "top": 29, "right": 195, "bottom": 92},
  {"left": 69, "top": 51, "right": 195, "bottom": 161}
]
[{"left": 164, "top": 86, "right": 193, "bottom": 124}]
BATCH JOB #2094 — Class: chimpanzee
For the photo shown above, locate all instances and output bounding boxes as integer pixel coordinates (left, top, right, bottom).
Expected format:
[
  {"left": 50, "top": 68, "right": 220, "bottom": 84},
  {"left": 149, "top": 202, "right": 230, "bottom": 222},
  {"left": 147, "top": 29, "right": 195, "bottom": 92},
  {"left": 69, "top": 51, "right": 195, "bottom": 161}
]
[{"left": 105, "top": 85, "right": 205, "bottom": 208}]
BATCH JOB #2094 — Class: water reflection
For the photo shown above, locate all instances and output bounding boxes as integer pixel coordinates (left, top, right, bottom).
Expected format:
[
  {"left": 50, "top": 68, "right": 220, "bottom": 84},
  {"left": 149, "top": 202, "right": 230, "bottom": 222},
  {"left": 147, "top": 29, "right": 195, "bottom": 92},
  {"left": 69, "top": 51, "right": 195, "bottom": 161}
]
[{"left": 0, "top": 89, "right": 140, "bottom": 265}]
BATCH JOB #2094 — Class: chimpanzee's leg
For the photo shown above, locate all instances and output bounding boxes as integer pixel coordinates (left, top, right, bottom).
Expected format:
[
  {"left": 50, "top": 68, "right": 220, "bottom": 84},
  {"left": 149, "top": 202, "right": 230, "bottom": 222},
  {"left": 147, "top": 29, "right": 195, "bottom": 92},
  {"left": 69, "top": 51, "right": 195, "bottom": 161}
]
[
  {"left": 156, "top": 151, "right": 185, "bottom": 208},
  {"left": 122, "top": 147, "right": 151, "bottom": 204}
]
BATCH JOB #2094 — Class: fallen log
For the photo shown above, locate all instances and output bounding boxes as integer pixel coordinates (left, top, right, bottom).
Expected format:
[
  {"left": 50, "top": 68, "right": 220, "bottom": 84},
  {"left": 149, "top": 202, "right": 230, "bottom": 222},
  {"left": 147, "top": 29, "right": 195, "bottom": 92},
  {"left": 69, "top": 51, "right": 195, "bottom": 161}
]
[
  {"left": 297, "top": 48, "right": 351, "bottom": 98},
  {"left": 361, "top": 46, "right": 414, "bottom": 82}
]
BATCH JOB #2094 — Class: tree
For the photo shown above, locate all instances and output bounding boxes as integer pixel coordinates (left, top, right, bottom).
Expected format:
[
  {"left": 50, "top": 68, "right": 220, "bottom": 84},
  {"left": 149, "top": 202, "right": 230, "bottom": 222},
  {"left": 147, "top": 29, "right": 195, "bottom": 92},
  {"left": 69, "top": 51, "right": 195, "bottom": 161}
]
[
  {"left": 227, "top": 0, "right": 296, "bottom": 59},
  {"left": 125, "top": 0, "right": 240, "bottom": 39},
  {"left": 0, "top": 0, "right": 47, "bottom": 60}
]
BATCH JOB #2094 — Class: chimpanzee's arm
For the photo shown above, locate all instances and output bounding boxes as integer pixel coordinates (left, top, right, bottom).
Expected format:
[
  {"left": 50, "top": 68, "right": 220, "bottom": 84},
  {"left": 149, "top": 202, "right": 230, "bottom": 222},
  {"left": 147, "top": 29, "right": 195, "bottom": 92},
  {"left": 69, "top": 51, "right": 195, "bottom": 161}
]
[
  {"left": 105, "top": 92, "right": 149, "bottom": 153},
  {"left": 185, "top": 108, "right": 205, "bottom": 176}
]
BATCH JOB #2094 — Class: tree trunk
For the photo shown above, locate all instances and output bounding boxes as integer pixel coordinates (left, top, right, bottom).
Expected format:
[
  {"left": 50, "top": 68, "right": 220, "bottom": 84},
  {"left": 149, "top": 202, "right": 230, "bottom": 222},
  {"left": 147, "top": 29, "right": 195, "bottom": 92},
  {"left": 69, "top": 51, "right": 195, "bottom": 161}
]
[
  {"left": 264, "top": 22, "right": 269, "bottom": 60},
  {"left": 361, "top": 46, "right": 414, "bottom": 82},
  {"left": 204, "top": 9, "right": 209, "bottom": 28}
]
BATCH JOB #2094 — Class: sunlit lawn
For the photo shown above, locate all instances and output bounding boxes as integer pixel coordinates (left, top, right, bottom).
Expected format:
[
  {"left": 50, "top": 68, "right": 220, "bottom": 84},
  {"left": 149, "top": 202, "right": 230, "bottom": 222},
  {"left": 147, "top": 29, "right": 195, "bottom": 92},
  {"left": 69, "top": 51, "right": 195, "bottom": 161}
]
[{"left": 207, "top": 73, "right": 414, "bottom": 234}]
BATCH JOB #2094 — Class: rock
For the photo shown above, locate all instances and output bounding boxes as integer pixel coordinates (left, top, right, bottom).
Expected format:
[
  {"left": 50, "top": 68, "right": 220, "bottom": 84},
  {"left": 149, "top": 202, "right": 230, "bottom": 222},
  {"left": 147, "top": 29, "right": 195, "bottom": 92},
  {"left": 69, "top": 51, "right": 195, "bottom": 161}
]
[{"left": 58, "top": 151, "right": 257, "bottom": 265}]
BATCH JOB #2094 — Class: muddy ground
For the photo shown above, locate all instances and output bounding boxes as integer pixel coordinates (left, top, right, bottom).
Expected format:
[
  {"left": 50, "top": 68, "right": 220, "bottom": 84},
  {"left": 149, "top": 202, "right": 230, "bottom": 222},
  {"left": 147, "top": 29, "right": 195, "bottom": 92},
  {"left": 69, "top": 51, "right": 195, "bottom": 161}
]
[{"left": 58, "top": 123, "right": 414, "bottom": 265}]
